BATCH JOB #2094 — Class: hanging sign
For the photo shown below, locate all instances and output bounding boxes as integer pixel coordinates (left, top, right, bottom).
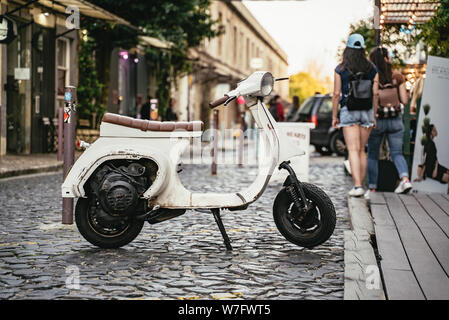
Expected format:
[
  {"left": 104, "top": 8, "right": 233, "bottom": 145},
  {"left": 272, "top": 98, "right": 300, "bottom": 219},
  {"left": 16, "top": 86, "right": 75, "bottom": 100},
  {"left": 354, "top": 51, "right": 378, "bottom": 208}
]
[{"left": 0, "top": 15, "right": 17, "bottom": 44}]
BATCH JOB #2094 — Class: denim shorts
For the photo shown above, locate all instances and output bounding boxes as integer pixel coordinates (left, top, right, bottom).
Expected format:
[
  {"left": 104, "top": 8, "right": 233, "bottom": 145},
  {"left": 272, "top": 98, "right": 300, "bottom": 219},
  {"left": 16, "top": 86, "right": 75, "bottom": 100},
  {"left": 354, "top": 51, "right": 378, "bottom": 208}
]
[{"left": 338, "top": 106, "right": 374, "bottom": 128}]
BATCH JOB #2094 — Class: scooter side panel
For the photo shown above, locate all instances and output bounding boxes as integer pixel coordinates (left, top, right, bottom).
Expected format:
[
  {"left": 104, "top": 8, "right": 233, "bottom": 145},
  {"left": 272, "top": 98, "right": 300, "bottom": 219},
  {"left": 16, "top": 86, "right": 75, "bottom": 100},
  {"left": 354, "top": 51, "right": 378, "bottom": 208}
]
[{"left": 61, "top": 137, "right": 174, "bottom": 198}]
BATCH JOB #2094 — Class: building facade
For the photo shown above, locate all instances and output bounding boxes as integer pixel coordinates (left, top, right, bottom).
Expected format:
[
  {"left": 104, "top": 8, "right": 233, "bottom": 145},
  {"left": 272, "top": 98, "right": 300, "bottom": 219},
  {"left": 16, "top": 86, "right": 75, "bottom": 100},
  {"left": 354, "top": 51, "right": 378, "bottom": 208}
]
[
  {"left": 172, "top": 1, "right": 289, "bottom": 129},
  {"left": 0, "top": 1, "right": 79, "bottom": 155}
]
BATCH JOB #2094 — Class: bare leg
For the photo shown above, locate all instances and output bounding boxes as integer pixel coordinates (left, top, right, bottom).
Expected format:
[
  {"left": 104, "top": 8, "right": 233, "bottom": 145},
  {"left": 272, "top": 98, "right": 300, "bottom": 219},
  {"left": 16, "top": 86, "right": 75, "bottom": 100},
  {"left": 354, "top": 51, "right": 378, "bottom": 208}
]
[
  {"left": 344, "top": 125, "right": 363, "bottom": 187},
  {"left": 359, "top": 126, "right": 373, "bottom": 184}
]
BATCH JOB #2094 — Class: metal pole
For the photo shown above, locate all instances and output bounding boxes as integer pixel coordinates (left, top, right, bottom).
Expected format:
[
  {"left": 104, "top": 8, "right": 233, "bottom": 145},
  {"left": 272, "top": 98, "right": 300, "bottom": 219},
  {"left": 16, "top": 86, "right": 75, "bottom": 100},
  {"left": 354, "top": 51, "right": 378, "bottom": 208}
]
[
  {"left": 238, "top": 105, "right": 245, "bottom": 168},
  {"left": 62, "top": 86, "right": 77, "bottom": 225},
  {"left": 212, "top": 109, "right": 218, "bottom": 175},
  {"left": 374, "top": 0, "right": 381, "bottom": 46},
  {"left": 57, "top": 107, "right": 63, "bottom": 161}
]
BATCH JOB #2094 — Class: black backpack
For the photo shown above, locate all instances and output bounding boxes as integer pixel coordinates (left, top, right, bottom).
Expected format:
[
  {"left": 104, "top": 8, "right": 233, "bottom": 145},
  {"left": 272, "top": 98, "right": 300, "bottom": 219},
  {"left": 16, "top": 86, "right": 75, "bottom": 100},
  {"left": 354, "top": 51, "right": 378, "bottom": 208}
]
[{"left": 346, "top": 70, "right": 373, "bottom": 111}]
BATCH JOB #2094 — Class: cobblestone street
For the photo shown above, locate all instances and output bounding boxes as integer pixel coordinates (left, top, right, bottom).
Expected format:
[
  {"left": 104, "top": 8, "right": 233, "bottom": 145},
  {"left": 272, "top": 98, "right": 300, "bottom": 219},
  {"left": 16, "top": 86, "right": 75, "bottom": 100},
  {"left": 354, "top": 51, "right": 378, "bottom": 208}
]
[{"left": 0, "top": 156, "right": 352, "bottom": 300}]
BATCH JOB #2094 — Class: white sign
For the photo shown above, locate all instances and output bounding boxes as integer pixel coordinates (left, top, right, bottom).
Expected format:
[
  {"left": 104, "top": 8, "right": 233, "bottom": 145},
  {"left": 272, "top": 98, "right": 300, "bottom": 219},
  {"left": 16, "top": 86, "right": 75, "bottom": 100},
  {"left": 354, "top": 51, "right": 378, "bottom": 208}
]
[
  {"left": 411, "top": 55, "right": 449, "bottom": 194},
  {"left": 14, "top": 68, "right": 30, "bottom": 80},
  {"left": 250, "top": 58, "right": 263, "bottom": 70},
  {"left": 260, "top": 122, "right": 315, "bottom": 182}
]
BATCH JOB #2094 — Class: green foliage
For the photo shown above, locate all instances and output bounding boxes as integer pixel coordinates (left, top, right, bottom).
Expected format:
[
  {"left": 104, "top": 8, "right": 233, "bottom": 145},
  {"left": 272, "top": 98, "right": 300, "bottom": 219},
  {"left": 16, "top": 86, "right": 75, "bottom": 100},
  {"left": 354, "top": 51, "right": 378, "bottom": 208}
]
[
  {"left": 87, "top": 0, "right": 222, "bottom": 118},
  {"left": 289, "top": 72, "right": 327, "bottom": 102},
  {"left": 339, "top": 20, "right": 407, "bottom": 66},
  {"left": 77, "top": 34, "right": 105, "bottom": 127},
  {"left": 414, "top": 0, "right": 449, "bottom": 58},
  {"left": 420, "top": 104, "right": 432, "bottom": 146}
]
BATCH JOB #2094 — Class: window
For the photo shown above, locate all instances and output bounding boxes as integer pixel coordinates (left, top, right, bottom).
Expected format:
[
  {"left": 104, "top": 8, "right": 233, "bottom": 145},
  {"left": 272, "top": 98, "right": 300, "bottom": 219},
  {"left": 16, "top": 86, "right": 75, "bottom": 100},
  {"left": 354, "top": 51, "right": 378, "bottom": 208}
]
[
  {"left": 218, "top": 13, "right": 223, "bottom": 56},
  {"left": 233, "top": 26, "right": 237, "bottom": 64},
  {"left": 56, "top": 38, "right": 70, "bottom": 97},
  {"left": 299, "top": 97, "right": 316, "bottom": 115},
  {"left": 246, "top": 37, "right": 250, "bottom": 69},
  {"left": 319, "top": 98, "right": 333, "bottom": 114}
]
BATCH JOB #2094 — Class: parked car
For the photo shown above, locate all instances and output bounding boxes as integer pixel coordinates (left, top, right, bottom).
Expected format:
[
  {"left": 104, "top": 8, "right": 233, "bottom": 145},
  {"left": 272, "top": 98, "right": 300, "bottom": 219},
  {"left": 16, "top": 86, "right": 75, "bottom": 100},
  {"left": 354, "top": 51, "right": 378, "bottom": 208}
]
[{"left": 288, "top": 94, "right": 346, "bottom": 156}]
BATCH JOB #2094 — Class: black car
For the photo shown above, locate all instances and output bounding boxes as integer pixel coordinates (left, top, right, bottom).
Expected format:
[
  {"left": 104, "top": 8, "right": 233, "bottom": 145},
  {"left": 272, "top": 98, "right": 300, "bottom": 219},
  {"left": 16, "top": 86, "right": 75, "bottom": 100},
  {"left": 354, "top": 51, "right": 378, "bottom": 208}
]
[{"left": 288, "top": 94, "right": 346, "bottom": 156}]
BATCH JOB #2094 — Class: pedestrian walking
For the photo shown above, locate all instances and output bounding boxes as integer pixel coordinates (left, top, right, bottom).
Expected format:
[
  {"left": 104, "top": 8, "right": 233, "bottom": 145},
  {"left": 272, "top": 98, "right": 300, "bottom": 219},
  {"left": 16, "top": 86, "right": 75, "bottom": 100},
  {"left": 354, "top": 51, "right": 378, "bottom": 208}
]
[
  {"left": 165, "top": 97, "right": 178, "bottom": 121},
  {"left": 332, "top": 34, "right": 379, "bottom": 197},
  {"left": 286, "top": 95, "right": 300, "bottom": 121},
  {"left": 139, "top": 96, "right": 152, "bottom": 120},
  {"left": 269, "top": 95, "right": 285, "bottom": 122},
  {"left": 367, "top": 47, "right": 412, "bottom": 195}
]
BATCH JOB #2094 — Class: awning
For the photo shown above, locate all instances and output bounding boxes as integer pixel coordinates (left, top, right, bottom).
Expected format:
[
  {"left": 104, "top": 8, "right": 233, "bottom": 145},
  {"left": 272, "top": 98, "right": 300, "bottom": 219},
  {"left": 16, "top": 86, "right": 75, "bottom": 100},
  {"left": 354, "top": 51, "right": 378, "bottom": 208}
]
[
  {"left": 37, "top": 0, "right": 171, "bottom": 49},
  {"left": 139, "top": 35, "right": 173, "bottom": 49},
  {"left": 380, "top": 0, "right": 441, "bottom": 25},
  {"left": 37, "top": 0, "right": 135, "bottom": 28}
]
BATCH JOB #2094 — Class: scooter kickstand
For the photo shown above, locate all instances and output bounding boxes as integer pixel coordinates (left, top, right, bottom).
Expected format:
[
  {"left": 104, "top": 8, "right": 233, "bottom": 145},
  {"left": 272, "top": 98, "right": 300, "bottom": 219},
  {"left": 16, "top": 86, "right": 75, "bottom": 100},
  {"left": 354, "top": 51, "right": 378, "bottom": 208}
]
[{"left": 211, "top": 208, "right": 233, "bottom": 251}]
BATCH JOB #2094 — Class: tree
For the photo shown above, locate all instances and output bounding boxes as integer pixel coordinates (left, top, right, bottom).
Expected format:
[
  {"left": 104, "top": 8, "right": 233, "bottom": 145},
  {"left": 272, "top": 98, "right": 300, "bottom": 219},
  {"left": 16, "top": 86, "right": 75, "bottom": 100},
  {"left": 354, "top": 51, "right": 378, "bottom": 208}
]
[
  {"left": 414, "top": 0, "right": 449, "bottom": 58},
  {"left": 289, "top": 72, "right": 327, "bottom": 103},
  {"left": 84, "top": 0, "right": 222, "bottom": 119},
  {"left": 338, "top": 20, "right": 408, "bottom": 66}
]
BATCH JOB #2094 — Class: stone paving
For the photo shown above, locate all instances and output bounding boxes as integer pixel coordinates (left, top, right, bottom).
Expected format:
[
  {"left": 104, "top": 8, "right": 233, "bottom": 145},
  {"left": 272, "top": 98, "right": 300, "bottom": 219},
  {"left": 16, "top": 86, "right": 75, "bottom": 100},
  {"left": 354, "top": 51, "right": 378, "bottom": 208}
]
[{"left": 0, "top": 156, "right": 351, "bottom": 300}]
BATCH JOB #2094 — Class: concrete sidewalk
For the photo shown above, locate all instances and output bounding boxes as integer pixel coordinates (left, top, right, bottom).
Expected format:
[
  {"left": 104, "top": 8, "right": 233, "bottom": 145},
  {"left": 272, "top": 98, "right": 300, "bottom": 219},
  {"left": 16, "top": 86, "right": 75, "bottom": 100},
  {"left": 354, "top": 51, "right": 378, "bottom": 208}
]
[{"left": 0, "top": 154, "right": 63, "bottom": 179}]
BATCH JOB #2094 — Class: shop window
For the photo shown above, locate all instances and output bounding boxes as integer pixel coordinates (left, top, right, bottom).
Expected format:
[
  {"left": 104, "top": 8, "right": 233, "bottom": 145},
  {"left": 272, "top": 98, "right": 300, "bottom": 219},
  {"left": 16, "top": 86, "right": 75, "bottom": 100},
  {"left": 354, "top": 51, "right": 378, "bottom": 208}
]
[{"left": 56, "top": 38, "right": 70, "bottom": 97}]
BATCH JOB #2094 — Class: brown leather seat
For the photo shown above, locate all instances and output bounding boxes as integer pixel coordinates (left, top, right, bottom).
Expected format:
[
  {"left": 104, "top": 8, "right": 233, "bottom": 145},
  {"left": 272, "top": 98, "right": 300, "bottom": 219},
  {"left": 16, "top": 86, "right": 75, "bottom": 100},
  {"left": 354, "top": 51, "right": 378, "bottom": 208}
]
[{"left": 102, "top": 113, "right": 204, "bottom": 132}]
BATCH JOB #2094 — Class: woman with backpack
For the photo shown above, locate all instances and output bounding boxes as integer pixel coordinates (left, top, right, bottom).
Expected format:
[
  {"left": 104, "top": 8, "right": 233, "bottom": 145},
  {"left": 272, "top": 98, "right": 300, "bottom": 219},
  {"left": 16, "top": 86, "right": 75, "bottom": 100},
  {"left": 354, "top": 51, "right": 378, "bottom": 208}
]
[
  {"left": 367, "top": 47, "right": 412, "bottom": 194},
  {"left": 332, "top": 34, "right": 379, "bottom": 197}
]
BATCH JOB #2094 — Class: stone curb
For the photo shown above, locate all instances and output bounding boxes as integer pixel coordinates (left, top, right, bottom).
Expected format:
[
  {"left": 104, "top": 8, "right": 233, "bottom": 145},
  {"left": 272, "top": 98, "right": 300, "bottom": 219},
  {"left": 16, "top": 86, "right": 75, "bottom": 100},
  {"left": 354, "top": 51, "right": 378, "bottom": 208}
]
[
  {"left": 0, "top": 163, "right": 63, "bottom": 179},
  {"left": 344, "top": 196, "right": 386, "bottom": 300}
]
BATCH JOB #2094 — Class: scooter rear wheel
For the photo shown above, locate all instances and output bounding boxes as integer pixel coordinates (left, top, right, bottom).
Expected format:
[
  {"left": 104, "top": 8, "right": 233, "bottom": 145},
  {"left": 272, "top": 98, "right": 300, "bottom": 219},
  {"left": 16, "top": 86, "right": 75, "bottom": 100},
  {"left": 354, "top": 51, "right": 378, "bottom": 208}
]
[
  {"left": 75, "top": 198, "right": 144, "bottom": 249},
  {"left": 273, "top": 183, "right": 336, "bottom": 249}
]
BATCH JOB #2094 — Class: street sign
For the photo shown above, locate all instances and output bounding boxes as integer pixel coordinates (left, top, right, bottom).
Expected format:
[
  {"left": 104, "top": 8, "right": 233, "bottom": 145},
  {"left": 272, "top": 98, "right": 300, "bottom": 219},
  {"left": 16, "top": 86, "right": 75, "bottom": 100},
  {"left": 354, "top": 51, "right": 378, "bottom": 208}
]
[
  {"left": 14, "top": 68, "right": 30, "bottom": 80},
  {"left": 0, "top": 15, "right": 17, "bottom": 44},
  {"left": 250, "top": 57, "right": 263, "bottom": 70}
]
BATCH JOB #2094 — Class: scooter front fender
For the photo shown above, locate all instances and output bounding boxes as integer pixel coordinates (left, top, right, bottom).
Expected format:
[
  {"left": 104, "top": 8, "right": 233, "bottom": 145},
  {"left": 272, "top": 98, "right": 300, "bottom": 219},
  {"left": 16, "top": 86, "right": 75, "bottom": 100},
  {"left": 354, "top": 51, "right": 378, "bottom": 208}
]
[{"left": 61, "top": 137, "right": 170, "bottom": 199}]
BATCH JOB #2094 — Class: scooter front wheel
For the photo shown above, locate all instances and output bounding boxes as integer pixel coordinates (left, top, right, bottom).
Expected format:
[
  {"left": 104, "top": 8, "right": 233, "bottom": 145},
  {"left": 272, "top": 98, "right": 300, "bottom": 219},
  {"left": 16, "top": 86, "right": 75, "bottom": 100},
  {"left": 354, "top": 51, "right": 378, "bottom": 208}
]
[
  {"left": 75, "top": 198, "right": 144, "bottom": 249},
  {"left": 273, "top": 183, "right": 336, "bottom": 249}
]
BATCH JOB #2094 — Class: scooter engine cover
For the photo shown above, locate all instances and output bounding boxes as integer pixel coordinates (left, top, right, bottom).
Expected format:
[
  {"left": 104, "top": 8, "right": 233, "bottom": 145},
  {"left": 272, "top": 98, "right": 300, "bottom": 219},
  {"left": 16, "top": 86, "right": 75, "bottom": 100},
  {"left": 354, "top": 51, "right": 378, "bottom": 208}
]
[{"left": 98, "top": 173, "right": 139, "bottom": 215}]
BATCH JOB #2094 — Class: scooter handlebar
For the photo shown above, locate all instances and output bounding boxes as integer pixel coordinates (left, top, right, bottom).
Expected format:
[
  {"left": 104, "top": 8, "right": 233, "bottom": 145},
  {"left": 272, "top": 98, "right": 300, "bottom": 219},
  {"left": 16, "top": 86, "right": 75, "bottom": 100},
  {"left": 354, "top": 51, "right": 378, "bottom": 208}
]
[{"left": 209, "top": 95, "right": 229, "bottom": 109}]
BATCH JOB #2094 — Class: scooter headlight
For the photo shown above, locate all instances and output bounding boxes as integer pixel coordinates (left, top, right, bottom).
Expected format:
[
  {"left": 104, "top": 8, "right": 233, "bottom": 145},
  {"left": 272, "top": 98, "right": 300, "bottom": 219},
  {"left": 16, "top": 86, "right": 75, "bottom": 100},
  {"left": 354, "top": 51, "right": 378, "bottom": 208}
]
[{"left": 260, "top": 72, "right": 274, "bottom": 96}]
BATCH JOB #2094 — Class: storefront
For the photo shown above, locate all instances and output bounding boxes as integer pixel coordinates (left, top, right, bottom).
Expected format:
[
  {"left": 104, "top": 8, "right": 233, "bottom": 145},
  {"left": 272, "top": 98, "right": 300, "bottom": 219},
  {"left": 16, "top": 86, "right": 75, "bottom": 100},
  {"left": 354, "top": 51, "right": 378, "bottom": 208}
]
[{"left": 0, "top": 0, "right": 133, "bottom": 156}]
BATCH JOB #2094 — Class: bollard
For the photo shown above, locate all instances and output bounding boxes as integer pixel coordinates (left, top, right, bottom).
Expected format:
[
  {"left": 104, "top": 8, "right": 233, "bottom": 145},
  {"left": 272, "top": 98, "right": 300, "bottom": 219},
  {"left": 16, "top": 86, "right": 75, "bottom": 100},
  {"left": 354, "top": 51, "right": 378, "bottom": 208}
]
[
  {"left": 57, "top": 107, "right": 63, "bottom": 161},
  {"left": 237, "top": 97, "right": 246, "bottom": 168},
  {"left": 211, "top": 109, "right": 218, "bottom": 175},
  {"left": 62, "top": 86, "right": 77, "bottom": 225}
]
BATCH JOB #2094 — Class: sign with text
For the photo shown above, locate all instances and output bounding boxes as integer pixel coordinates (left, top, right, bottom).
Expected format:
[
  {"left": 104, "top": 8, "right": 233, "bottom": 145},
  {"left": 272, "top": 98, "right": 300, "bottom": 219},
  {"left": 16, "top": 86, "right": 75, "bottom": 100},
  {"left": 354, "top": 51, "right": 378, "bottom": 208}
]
[{"left": 411, "top": 55, "right": 449, "bottom": 194}]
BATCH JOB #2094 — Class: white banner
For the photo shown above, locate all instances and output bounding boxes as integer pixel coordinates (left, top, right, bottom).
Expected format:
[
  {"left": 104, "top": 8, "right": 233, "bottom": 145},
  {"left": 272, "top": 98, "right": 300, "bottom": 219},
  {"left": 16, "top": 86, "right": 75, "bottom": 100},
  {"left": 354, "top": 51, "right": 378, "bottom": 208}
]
[{"left": 411, "top": 55, "right": 449, "bottom": 194}]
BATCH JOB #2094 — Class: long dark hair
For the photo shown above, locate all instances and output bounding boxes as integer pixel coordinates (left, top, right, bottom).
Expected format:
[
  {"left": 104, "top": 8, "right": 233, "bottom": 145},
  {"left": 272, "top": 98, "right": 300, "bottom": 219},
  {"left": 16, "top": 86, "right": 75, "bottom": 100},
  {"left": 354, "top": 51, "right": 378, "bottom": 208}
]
[
  {"left": 341, "top": 47, "right": 374, "bottom": 74},
  {"left": 369, "top": 47, "right": 392, "bottom": 85}
]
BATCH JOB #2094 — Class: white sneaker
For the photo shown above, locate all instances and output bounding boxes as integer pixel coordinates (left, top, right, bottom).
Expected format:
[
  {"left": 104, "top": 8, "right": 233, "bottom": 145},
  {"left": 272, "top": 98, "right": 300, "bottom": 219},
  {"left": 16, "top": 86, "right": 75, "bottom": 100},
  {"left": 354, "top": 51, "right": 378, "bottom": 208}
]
[
  {"left": 344, "top": 160, "right": 352, "bottom": 176},
  {"left": 349, "top": 187, "right": 365, "bottom": 197},
  {"left": 395, "top": 180, "right": 412, "bottom": 194},
  {"left": 364, "top": 190, "right": 371, "bottom": 200}
]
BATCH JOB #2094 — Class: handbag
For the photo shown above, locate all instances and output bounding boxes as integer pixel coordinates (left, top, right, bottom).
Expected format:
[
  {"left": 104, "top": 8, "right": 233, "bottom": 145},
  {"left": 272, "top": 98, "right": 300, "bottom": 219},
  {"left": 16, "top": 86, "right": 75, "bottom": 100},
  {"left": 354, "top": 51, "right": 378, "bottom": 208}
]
[{"left": 376, "top": 135, "right": 399, "bottom": 191}]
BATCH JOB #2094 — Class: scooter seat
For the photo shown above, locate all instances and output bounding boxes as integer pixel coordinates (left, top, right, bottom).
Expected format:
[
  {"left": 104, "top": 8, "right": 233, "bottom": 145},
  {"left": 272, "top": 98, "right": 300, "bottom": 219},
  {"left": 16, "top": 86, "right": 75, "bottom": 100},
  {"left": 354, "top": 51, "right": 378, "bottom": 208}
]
[{"left": 102, "top": 113, "right": 204, "bottom": 132}]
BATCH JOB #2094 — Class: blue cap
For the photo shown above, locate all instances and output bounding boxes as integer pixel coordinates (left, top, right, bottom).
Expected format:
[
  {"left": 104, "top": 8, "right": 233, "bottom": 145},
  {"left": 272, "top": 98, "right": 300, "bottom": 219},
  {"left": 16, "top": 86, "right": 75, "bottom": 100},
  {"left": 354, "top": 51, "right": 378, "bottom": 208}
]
[{"left": 347, "top": 33, "right": 365, "bottom": 49}]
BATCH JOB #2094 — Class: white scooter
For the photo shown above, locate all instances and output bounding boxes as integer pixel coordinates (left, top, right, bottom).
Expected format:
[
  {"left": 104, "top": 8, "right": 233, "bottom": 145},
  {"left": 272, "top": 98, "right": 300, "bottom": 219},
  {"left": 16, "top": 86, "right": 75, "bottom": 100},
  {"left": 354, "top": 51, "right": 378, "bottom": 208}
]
[{"left": 62, "top": 71, "right": 336, "bottom": 250}]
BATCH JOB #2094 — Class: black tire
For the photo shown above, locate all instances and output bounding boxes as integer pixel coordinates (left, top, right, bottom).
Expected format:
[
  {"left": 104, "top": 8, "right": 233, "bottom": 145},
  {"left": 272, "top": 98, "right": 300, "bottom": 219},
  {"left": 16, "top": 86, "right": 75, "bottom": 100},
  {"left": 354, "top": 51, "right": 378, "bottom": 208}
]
[
  {"left": 75, "top": 198, "right": 144, "bottom": 249},
  {"left": 316, "top": 146, "right": 332, "bottom": 156},
  {"left": 273, "top": 183, "right": 336, "bottom": 249},
  {"left": 330, "top": 131, "right": 346, "bottom": 156}
]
